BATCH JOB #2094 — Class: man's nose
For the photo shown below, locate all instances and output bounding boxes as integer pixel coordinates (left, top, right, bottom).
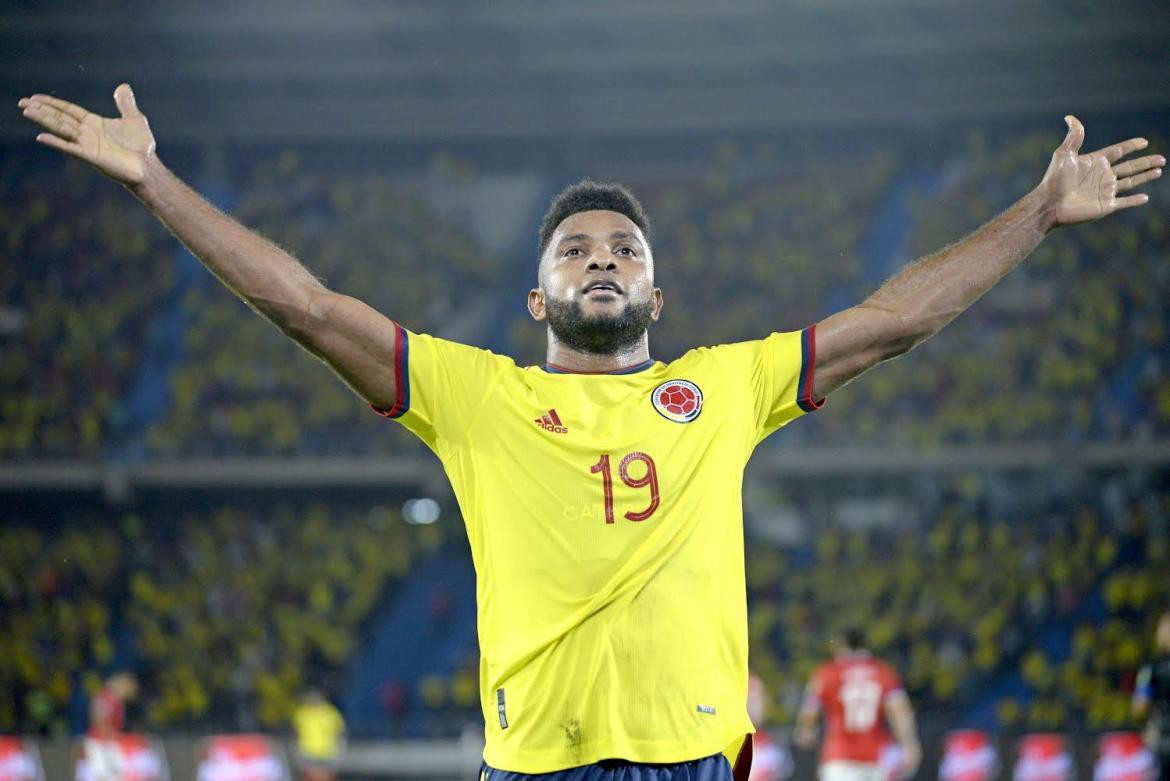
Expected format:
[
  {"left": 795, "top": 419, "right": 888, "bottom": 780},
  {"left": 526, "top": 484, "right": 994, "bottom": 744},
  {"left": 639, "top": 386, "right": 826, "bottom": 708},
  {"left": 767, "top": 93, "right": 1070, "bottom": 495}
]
[{"left": 587, "top": 255, "right": 617, "bottom": 272}]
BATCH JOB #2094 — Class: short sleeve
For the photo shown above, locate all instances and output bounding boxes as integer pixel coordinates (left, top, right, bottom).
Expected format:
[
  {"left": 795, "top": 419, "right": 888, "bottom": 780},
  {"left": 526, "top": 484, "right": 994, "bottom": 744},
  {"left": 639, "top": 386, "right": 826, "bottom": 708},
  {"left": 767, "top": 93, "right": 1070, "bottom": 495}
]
[
  {"left": 742, "top": 325, "right": 825, "bottom": 443},
  {"left": 371, "top": 324, "right": 510, "bottom": 453}
]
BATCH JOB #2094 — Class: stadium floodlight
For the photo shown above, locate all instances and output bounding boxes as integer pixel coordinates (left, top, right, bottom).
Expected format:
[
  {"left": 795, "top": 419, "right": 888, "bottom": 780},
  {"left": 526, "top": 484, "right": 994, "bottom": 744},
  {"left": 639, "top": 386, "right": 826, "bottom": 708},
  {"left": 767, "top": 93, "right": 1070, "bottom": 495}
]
[{"left": 402, "top": 497, "right": 440, "bottom": 525}]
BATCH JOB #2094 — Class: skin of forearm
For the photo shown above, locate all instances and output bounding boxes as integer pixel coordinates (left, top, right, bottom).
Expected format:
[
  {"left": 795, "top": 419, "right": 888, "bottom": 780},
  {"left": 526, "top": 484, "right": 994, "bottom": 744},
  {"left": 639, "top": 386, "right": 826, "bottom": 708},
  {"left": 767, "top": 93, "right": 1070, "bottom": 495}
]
[
  {"left": 891, "top": 716, "right": 920, "bottom": 752},
  {"left": 129, "top": 156, "right": 327, "bottom": 334},
  {"left": 860, "top": 186, "right": 1056, "bottom": 353},
  {"left": 888, "top": 704, "right": 921, "bottom": 758}
]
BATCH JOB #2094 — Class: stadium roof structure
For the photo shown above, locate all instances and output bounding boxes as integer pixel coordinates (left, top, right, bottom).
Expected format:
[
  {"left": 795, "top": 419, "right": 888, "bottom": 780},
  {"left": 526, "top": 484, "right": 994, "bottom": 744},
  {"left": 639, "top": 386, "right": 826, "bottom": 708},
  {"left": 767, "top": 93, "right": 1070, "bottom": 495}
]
[{"left": 2, "top": 0, "right": 1168, "bottom": 143}]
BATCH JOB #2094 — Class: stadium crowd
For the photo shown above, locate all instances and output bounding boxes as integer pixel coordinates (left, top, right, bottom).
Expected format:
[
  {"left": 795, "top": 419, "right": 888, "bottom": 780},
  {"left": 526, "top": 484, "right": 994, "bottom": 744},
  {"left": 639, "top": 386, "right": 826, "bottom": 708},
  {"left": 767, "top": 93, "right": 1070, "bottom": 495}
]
[
  {"left": 143, "top": 151, "right": 500, "bottom": 457},
  {"left": 1000, "top": 510, "right": 1169, "bottom": 731},
  {"left": 0, "top": 516, "right": 122, "bottom": 735},
  {"left": 0, "top": 155, "right": 175, "bottom": 458},
  {"left": 811, "top": 130, "right": 1170, "bottom": 447},
  {"left": 2, "top": 127, "right": 1168, "bottom": 742},
  {"left": 1, "top": 480, "right": 1165, "bottom": 738},
  {"left": 4, "top": 129, "right": 1167, "bottom": 460},
  {"left": 0, "top": 498, "right": 445, "bottom": 735},
  {"left": 741, "top": 479, "right": 1169, "bottom": 735}
]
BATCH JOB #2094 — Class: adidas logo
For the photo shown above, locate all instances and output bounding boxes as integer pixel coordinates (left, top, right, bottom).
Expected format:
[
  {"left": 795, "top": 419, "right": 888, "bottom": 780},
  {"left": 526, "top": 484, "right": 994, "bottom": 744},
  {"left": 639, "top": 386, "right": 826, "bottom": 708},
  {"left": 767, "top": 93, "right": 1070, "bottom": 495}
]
[{"left": 534, "top": 408, "right": 568, "bottom": 434}]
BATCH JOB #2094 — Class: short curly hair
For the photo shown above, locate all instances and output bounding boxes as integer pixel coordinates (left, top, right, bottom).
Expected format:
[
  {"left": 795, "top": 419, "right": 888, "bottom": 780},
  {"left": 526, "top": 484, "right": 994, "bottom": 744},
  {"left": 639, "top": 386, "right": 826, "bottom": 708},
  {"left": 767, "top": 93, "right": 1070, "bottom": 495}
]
[{"left": 538, "top": 179, "right": 651, "bottom": 258}]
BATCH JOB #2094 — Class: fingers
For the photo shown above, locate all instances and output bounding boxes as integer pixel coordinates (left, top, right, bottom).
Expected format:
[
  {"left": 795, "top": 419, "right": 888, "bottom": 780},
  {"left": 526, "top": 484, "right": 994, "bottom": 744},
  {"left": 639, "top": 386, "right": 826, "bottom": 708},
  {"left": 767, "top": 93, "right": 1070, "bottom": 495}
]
[
  {"left": 113, "top": 83, "right": 141, "bottom": 118},
  {"left": 1095, "top": 136, "right": 1149, "bottom": 164},
  {"left": 1114, "top": 193, "right": 1150, "bottom": 210},
  {"left": 35, "top": 132, "right": 85, "bottom": 159},
  {"left": 1113, "top": 154, "right": 1165, "bottom": 178},
  {"left": 1117, "top": 168, "right": 1162, "bottom": 193},
  {"left": 18, "top": 94, "right": 89, "bottom": 123},
  {"left": 1060, "top": 115, "right": 1085, "bottom": 154},
  {"left": 21, "top": 101, "right": 82, "bottom": 141}
]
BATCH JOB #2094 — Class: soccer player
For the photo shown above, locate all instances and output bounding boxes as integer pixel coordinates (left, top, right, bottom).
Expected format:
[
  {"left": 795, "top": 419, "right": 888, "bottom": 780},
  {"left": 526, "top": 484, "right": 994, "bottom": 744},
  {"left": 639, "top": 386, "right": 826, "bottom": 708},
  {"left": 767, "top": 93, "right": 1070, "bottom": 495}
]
[
  {"left": 794, "top": 629, "right": 920, "bottom": 781},
  {"left": 292, "top": 689, "right": 347, "bottom": 781},
  {"left": 17, "top": 84, "right": 1162, "bottom": 780},
  {"left": 1133, "top": 610, "right": 1170, "bottom": 781},
  {"left": 84, "top": 672, "right": 138, "bottom": 781}
]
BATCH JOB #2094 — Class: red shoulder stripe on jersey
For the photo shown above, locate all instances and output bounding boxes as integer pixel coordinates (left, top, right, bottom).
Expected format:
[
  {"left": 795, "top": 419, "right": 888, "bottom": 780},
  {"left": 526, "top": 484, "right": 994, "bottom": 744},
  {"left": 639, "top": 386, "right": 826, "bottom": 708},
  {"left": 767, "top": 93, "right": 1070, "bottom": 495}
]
[
  {"left": 797, "top": 324, "right": 827, "bottom": 413},
  {"left": 371, "top": 322, "right": 411, "bottom": 419}
]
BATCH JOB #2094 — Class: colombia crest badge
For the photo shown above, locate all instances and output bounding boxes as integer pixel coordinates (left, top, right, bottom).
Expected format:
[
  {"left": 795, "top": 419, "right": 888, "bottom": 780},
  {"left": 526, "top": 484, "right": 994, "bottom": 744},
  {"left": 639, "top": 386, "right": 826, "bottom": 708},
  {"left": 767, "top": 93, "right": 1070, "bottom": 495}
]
[{"left": 652, "top": 379, "right": 703, "bottom": 423}]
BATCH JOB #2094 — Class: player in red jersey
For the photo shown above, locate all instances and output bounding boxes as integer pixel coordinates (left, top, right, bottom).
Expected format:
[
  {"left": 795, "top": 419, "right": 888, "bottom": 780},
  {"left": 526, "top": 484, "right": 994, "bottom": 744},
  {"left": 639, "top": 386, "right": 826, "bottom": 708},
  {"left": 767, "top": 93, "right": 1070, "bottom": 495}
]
[
  {"left": 84, "top": 672, "right": 138, "bottom": 781},
  {"left": 87, "top": 672, "right": 136, "bottom": 740},
  {"left": 795, "top": 630, "right": 921, "bottom": 781}
]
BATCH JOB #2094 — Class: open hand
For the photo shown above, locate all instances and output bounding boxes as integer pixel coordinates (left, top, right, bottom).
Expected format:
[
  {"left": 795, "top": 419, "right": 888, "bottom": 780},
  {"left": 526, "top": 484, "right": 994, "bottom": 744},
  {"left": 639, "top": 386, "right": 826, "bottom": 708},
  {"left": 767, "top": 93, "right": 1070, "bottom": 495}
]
[
  {"left": 18, "top": 83, "right": 155, "bottom": 185},
  {"left": 1039, "top": 115, "right": 1162, "bottom": 227}
]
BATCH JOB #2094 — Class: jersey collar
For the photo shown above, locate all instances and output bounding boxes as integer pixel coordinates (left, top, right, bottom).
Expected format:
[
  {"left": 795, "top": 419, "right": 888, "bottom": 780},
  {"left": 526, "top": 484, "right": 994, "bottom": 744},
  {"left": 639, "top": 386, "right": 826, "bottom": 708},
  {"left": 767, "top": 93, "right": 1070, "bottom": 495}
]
[{"left": 542, "top": 358, "right": 656, "bottom": 375}]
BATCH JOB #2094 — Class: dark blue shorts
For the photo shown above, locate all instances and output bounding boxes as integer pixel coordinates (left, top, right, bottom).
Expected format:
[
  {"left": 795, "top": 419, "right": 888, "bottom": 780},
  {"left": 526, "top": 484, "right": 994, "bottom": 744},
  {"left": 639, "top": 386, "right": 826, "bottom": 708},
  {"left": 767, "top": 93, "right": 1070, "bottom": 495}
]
[{"left": 480, "top": 752, "right": 732, "bottom": 781}]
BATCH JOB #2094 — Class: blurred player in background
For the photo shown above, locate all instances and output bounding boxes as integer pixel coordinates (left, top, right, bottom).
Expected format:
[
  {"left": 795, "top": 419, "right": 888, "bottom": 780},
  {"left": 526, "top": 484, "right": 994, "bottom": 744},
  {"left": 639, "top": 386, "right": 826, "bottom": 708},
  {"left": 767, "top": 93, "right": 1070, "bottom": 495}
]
[
  {"left": 795, "top": 629, "right": 921, "bottom": 781},
  {"left": 746, "top": 674, "right": 793, "bottom": 781},
  {"left": 84, "top": 672, "right": 137, "bottom": 781},
  {"left": 291, "top": 690, "right": 346, "bottom": 781},
  {"left": 17, "top": 83, "right": 1161, "bottom": 781},
  {"left": 1133, "top": 610, "right": 1170, "bottom": 781}
]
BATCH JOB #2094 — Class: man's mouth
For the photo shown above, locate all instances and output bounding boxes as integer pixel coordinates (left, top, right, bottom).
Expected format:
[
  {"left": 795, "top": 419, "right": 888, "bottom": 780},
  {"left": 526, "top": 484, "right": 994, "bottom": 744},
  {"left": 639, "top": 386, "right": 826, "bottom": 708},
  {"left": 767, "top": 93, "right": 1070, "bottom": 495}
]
[{"left": 583, "top": 281, "right": 622, "bottom": 296}]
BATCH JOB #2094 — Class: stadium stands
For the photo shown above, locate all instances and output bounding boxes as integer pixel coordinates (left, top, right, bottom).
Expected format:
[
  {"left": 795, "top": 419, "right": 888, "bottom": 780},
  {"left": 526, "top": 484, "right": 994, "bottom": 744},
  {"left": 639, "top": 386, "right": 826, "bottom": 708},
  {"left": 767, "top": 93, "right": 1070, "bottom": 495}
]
[
  {"left": 0, "top": 498, "right": 445, "bottom": 734},
  {"left": 143, "top": 151, "right": 502, "bottom": 457},
  {"left": 744, "top": 479, "right": 1169, "bottom": 733},
  {"left": 1000, "top": 517, "right": 1169, "bottom": 731},
  {"left": 1, "top": 479, "right": 1165, "bottom": 739},
  {"left": 0, "top": 516, "right": 122, "bottom": 734},
  {"left": 0, "top": 156, "right": 174, "bottom": 458},
  {"left": 5, "top": 130, "right": 1166, "bottom": 458},
  {"left": 125, "top": 499, "right": 444, "bottom": 730},
  {"left": 3, "top": 126, "right": 1167, "bottom": 746},
  {"left": 810, "top": 130, "right": 1170, "bottom": 447}
]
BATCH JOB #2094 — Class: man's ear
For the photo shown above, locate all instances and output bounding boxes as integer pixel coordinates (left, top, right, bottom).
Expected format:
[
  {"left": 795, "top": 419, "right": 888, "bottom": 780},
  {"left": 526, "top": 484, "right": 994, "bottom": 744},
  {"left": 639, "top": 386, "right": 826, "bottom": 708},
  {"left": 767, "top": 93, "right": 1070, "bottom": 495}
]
[
  {"left": 650, "top": 288, "right": 664, "bottom": 322},
  {"left": 528, "top": 288, "right": 546, "bottom": 321}
]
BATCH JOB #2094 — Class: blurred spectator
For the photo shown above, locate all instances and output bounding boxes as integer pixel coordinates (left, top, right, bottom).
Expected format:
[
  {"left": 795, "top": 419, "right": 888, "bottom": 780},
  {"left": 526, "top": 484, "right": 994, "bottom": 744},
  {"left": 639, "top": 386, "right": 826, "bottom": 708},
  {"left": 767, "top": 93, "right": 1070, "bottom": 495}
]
[
  {"left": 0, "top": 156, "right": 174, "bottom": 458},
  {"left": 0, "top": 518, "right": 121, "bottom": 734}
]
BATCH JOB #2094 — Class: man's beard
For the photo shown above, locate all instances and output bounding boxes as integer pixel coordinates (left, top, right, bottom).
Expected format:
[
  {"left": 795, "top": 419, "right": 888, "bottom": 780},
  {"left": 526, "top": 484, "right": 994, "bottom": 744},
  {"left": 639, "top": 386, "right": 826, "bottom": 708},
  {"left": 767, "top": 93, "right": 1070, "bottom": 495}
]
[{"left": 544, "top": 295, "right": 655, "bottom": 356}]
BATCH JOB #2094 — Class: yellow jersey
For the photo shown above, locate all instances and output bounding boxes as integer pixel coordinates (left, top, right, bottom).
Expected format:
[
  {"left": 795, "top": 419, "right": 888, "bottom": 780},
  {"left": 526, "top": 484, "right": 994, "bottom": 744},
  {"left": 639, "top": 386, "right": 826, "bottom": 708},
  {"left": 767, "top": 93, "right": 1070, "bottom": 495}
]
[
  {"left": 376, "top": 323, "right": 823, "bottom": 772},
  {"left": 291, "top": 701, "right": 345, "bottom": 760}
]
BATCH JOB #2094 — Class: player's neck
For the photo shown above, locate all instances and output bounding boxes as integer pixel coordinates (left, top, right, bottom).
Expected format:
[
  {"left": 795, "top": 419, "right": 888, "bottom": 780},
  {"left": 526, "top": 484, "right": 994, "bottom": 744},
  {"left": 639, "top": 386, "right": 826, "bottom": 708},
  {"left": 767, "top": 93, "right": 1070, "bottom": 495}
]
[{"left": 544, "top": 334, "right": 653, "bottom": 374}]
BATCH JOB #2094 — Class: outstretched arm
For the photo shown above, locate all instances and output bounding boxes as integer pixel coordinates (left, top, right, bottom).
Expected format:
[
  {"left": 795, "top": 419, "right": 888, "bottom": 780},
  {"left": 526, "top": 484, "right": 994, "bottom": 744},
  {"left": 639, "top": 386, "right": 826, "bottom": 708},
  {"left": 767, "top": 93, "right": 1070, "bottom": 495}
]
[
  {"left": 18, "top": 84, "right": 399, "bottom": 410},
  {"left": 811, "top": 116, "right": 1163, "bottom": 401}
]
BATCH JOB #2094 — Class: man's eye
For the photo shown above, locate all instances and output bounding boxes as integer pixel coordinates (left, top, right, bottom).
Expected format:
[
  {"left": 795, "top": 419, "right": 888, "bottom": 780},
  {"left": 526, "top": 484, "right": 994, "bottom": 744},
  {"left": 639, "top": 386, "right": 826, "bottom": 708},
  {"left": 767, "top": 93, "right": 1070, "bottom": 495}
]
[
  {"left": 564, "top": 248, "right": 582, "bottom": 257},
  {"left": 616, "top": 247, "right": 635, "bottom": 256}
]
